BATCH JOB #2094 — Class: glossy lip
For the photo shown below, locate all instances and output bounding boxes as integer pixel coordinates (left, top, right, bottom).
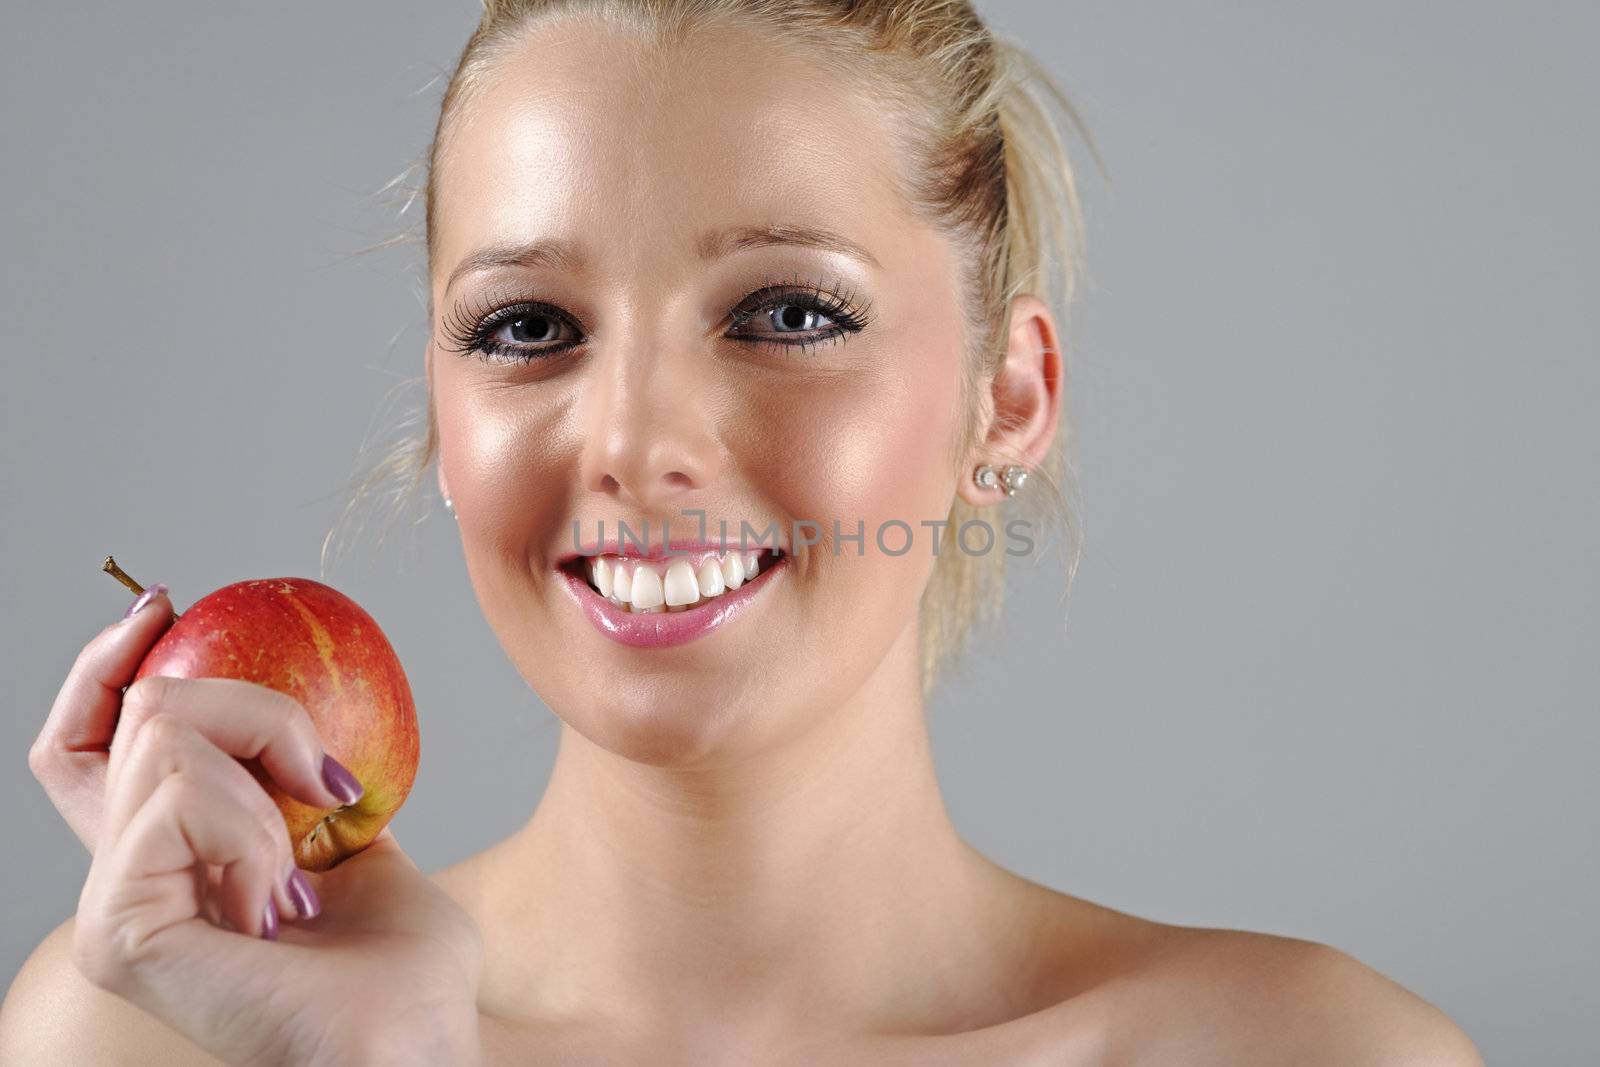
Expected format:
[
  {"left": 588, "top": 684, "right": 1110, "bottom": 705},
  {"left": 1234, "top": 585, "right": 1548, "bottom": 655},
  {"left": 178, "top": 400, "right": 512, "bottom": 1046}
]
[{"left": 557, "top": 552, "right": 786, "bottom": 649}]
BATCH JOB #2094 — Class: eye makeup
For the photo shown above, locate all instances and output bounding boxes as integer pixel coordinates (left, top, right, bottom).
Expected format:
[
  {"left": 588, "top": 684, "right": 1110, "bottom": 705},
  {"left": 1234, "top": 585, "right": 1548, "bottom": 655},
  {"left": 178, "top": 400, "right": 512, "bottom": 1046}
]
[{"left": 437, "top": 270, "right": 876, "bottom": 365}]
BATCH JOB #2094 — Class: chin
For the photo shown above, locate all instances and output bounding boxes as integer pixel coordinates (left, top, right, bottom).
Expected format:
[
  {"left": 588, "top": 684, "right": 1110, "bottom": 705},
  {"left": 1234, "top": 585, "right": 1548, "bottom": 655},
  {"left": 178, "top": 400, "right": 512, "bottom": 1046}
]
[
  {"left": 485, "top": 541, "right": 920, "bottom": 767},
  {"left": 558, "top": 682, "right": 778, "bottom": 769}
]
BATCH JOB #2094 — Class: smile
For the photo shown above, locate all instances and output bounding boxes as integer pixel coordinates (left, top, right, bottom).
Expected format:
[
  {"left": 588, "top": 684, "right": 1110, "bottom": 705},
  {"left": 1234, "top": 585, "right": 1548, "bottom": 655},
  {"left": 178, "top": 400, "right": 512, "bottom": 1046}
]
[{"left": 556, "top": 545, "right": 786, "bottom": 649}]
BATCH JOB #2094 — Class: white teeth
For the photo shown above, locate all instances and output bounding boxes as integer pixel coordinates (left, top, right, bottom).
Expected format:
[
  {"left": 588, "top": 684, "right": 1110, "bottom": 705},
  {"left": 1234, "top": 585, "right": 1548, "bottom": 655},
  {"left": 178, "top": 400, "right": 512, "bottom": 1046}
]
[
  {"left": 630, "top": 565, "right": 665, "bottom": 610},
  {"left": 663, "top": 559, "right": 699, "bottom": 606},
  {"left": 579, "top": 550, "right": 778, "bottom": 612},
  {"left": 696, "top": 558, "right": 725, "bottom": 598},
  {"left": 721, "top": 552, "right": 745, "bottom": 590}
]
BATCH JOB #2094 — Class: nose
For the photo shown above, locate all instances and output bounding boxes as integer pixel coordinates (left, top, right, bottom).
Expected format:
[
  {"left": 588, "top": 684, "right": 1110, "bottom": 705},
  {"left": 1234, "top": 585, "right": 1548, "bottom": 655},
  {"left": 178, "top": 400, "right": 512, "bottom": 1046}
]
[{"left": 579, "top": 341, "right": 722, "bottom": 511}]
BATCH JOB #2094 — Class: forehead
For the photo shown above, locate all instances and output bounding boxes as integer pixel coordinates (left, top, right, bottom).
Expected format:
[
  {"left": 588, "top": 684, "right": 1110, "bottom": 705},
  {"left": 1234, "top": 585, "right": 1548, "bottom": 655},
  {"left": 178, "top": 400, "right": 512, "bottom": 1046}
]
[{"left": 431, "top": 15, "right": 912, "bottom": 285}]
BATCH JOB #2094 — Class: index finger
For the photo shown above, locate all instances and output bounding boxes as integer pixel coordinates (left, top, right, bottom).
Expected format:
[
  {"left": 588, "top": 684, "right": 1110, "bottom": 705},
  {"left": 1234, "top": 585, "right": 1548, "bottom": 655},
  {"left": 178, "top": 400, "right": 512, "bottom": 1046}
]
[
  {"left": 30, "top": 585, "right": 177, "bottom": 852},
  {"left": 37, "top": 584, "right": 176, "bottom": 758}
]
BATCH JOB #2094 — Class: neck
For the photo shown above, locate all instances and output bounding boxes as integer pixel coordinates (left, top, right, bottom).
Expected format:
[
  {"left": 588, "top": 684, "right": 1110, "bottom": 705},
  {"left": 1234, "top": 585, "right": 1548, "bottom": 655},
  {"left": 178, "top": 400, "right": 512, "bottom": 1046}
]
[{"left": 479, "top": 624, "right": 1028, "bottom": 1034}]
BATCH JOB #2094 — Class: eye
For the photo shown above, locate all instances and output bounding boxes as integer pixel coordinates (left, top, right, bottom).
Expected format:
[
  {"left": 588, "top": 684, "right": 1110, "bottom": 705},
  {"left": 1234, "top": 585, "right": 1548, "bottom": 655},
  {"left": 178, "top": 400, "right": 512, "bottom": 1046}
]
[
  {"left": 492, "top": 310, "right": 571, "bottom": 346},
  {"left": 441, "top": 275, "right": 874, "bottom": 366},
  {"left": 732, "top": 301, "right": 841, "bottom": 345},
  {"left": 438, "top": 301, "right": 583, "bottom": 365},
  {"left": 727, "top": 280, "right": 874, "bottom": 355}
]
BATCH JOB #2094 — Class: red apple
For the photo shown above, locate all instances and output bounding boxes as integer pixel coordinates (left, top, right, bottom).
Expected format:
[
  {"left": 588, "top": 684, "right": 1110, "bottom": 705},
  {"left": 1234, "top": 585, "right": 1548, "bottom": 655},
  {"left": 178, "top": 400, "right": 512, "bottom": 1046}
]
[{"left": 131, "top": 576, "right": 419, "bottom": 871}]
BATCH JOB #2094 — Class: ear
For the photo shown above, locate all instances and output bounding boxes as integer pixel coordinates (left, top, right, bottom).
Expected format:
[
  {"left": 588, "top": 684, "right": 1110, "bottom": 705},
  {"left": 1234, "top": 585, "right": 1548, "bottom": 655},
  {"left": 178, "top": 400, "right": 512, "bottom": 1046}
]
[{"left": 956, "top": 294, "right": 1064, "bottom": 506}]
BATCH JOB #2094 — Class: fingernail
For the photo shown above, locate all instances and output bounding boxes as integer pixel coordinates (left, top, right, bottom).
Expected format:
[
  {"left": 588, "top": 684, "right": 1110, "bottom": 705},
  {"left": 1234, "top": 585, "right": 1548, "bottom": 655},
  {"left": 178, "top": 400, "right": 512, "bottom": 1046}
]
[
  {"left": 321, "top": 754, "right": 364, "bottom": 805},
  {"left": 261, "top": 897, "right": 279, "bottom": 941},
  {"left": 286, "top": 869, "right": 321, "bottom": 919},
  {"left": 121, "top": 582, "right": 168, "bottom": 622}
]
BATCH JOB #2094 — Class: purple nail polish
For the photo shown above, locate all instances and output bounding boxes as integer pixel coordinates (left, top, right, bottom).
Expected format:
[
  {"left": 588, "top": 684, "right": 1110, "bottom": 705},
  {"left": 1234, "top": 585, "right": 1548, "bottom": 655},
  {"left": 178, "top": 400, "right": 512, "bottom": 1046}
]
[
  {"left": 321, "top": 754, "right": 364, "bottom": 805},
  {"left": 286, "top": 869, "right": 321, "bottom": 919},
  {"left": 121, "top": 582, "right": 168, "bottom": 622},
  {"left": 261, "top": 897, "right": 279, "bottom": 941}
]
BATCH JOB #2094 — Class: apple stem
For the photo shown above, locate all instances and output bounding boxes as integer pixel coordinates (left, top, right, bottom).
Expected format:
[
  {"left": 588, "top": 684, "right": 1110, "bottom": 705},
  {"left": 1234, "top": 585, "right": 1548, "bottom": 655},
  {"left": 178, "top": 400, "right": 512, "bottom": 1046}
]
[{"left": 103, "top": 556, "right": 181, "bottom": 623}]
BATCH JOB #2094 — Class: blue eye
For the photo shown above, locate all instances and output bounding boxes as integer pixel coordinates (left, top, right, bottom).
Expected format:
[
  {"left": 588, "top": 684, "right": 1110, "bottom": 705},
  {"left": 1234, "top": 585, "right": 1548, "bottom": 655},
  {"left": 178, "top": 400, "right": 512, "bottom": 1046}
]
[
  {"left": 441, "top": 276, "right": 874, "bottom": 365},
  {"left": 432, "top": 297, "right": 580, "bottom": 365},
  {"left": 489, "top": 309, "right": 577, "bottom": 348},
  {"left": 725, "top": 290, "right": 871, "bottom": 355}
]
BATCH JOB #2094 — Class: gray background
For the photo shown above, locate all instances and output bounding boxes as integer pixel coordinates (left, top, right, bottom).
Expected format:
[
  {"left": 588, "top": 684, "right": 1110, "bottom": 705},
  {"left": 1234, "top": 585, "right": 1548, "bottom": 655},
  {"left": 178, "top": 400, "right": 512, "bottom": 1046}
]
[{"left": 3, "top": 2, "right": 1594, "bottom": 1062}]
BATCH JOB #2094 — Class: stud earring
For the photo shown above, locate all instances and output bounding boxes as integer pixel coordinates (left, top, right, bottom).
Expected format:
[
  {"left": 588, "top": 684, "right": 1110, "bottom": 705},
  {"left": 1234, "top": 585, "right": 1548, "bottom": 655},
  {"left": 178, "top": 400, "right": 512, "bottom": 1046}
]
[
  {"left": 443, "top": 495, "right": 456, "bottom": 519},
  {"left": 973, "top": 464, "right": 1000, "bottom": 491},
  {"left": 1000, "top": 465, "right": 1029, "bottom": 497}
]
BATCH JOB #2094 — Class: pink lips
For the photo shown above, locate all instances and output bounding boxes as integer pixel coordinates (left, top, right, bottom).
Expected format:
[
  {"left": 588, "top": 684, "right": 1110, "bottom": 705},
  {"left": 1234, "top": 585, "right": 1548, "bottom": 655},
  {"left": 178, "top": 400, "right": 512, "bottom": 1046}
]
[{"left": 558, "top": 555, "right": 785, "bottom": 649}]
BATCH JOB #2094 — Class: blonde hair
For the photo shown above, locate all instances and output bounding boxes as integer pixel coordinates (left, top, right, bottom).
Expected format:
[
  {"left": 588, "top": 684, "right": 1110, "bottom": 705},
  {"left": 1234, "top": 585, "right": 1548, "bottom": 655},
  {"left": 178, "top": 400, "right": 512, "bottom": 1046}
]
[{"left": 326, "top": 0, "right": 1093, "bottom": 696}]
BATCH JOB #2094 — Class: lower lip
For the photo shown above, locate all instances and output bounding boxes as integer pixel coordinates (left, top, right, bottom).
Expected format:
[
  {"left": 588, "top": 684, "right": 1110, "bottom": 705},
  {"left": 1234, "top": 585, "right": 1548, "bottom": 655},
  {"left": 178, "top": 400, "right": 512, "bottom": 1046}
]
[{"left": 557, "top": 557, "right": 785, "bottom": 649}]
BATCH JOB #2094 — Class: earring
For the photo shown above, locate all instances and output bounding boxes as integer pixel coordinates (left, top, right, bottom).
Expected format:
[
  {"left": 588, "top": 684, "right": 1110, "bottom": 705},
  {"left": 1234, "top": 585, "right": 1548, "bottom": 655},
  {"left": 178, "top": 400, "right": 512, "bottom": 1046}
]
[
  {"left": 973, "top": 464, "right": 1000, "bottom": 491},
  {"left": 443, "top": 495, "right": 456, "bottom": 519},
  {"left": 1000, "top": 465, "right": 1029, "bottom": 497}
]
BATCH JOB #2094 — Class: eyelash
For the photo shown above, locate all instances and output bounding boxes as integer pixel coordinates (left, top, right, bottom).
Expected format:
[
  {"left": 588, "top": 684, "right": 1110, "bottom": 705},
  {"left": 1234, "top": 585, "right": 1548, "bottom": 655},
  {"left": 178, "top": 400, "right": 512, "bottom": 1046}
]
[{"left": 437, "top": 272, "right": 876, "bottom": 365}]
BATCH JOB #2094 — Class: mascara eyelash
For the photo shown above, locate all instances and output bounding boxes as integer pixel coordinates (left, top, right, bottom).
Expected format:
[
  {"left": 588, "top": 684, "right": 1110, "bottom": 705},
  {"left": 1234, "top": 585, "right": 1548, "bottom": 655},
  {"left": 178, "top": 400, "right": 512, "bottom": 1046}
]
[
  {"left": 439, "top": 272, "right": 875, "bottom": 364},
  {"left": 728, "top": 271, "right": 875, "bottom": 353},
  {"left": 436, "top": 292, "right": 579, "bottom": 361}
]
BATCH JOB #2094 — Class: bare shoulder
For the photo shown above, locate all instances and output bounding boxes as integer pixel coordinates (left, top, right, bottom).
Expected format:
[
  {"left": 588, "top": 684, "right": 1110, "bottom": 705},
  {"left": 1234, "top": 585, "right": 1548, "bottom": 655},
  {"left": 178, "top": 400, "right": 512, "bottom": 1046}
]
[
  {"left": 1027, "top": 898, "right": 1484, "bottom": 1067},
  {"left": 0, "top": 916, "right": 224, "bottom": 1067}
]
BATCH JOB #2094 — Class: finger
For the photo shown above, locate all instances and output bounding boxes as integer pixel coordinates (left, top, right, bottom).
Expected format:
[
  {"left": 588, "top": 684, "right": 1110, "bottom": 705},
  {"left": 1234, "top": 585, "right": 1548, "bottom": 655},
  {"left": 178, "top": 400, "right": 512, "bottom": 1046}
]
[
  {"left": 100, "top": 714, "right": 296, "bottom": 903},
  {"left": 105, "top": 704, "right": 308, "bottom": 925},
  {"left": 196, "top": 863, "right": 294, "bottom": 931},
  {"left": 196, "top": 864, "right": 226, "bottom": 928},
  {"left": 104, "top": 713, "right": 305, "bottom": 923},
  {"left": 40, "top": 585, "right": 175, "bottom": 755},
  {"left": 76, "top": 826, "right": 295, "bottom": 1067},
  {"left": 194, "top": 867, "right": 296, "bottom": 932},
  {"left": 75, "top": 771, "right": 287, "bottom": 1009},
  {"left": 117, "top": 675, "right": 353, "bottom": 810},
  {"left": 302, "top": 827, "right": 447, "bottom": 939},
  {"left": 29, "top": 584, "right": 176, "bottom": 849}
]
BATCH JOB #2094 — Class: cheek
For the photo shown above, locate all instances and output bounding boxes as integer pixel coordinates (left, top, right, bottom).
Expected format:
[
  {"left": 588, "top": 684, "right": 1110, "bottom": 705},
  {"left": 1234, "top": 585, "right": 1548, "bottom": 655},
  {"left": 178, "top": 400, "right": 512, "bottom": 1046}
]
[
  {"left": 755, "top": 235, "right": 971, "bottom": 545},
  {"left": 435, "top": 377, "right": 571, "bottom": 559},
  {"left": 744, "top": 337, "right": 964, "bottom": 576}
]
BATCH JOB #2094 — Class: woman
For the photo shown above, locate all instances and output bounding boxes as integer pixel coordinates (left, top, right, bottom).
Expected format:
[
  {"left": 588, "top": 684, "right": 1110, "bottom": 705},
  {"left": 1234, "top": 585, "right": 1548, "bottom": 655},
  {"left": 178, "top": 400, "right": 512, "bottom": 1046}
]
[{"left": 3, "top": 2, "right": 1482, "bottom": 1063}]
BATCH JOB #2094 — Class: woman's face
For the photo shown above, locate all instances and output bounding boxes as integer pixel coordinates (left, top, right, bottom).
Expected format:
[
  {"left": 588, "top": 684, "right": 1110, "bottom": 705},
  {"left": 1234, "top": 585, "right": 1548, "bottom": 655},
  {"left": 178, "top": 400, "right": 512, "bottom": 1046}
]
[{"left": 428, "top": 17, "right": 972, "bottom": 766}]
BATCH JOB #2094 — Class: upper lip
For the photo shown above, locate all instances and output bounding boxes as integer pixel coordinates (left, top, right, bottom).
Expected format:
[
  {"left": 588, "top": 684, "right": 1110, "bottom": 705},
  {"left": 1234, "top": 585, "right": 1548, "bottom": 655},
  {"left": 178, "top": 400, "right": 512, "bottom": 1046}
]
[{"left": 554, "top": 535, "right": 789, "bottom": 567}]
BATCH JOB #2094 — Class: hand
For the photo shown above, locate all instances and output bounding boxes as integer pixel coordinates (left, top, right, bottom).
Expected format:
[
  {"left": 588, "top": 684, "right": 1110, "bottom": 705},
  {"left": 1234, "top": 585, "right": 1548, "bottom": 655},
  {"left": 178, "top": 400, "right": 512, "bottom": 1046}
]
[
  {"left": 31, "top": 582, "right": 184, "bottom": 852},
  {"left": 31, "top": 586, "right": 484, "bottom": 1065},
  {"left": 31, "top": 583, "right": 344, "bottom": 922}
]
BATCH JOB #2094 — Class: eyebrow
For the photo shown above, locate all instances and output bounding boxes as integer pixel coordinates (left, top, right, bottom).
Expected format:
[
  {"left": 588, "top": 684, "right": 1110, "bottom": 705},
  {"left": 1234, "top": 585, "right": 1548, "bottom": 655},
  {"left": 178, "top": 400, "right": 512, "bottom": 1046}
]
[
  {"left": 444, "top": 239, "right": 583, "bottom": 294},
  {"left": 696, "top": 223, "right": 882, "bottom": 270},
  {"left": 445, "top": 223, "right": 881, "bottom": 293}
]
